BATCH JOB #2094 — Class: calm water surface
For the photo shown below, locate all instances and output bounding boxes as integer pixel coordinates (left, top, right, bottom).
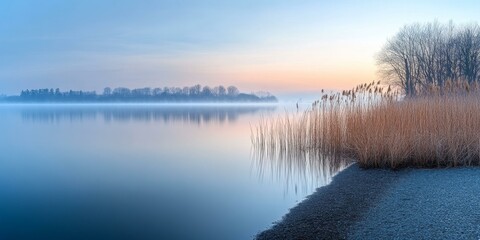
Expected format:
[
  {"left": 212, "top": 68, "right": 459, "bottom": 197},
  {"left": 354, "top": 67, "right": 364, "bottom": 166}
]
[{"left": 0, "top": 104, "right": 343, "bottom": 239}]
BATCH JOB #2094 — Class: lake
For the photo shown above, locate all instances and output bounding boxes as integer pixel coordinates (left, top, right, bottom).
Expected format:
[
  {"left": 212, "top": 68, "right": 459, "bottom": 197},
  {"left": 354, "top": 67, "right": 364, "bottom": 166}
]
[{"left": 0, "top": 104, "right": 343, "bottom": 239}]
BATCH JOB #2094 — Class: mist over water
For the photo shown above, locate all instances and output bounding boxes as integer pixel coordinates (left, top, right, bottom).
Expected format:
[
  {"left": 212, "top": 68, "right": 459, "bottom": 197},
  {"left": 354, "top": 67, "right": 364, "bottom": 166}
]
[{"left": 0, "top": 104, "right": 344, "bottom": 239}]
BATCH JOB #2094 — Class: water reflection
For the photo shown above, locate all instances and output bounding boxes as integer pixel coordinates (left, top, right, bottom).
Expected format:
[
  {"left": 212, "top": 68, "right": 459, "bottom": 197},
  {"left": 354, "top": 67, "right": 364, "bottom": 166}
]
[
  {"left": 253, "top": 148, "right": 350, "bottom": 195},
  {"left": 17, "top": 105, "right": 276, "bottom": 124},
  {"left": 252, "top": 120, "right": 351, "bottom": 195},
  {"left": 0, "top": 103, "right": 295, "bottom": 240}
]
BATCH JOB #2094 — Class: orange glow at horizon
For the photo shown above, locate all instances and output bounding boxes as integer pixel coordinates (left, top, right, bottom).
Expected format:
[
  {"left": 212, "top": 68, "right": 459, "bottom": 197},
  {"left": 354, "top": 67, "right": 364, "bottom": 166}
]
[
  {"left": 237, "top": 68, "right": 376, "bottom": 92},
  {"left": 184, "top": 42, "right": 380, "bottom": 94},
  {"left": 207, "top": 58, "right": 378, "bottom": 93}
]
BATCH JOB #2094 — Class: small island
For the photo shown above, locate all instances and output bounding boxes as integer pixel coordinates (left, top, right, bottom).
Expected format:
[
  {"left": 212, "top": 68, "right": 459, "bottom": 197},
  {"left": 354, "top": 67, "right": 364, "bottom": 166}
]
[{"left": 1, "top": 84, "right": 277, "bottom": 103}]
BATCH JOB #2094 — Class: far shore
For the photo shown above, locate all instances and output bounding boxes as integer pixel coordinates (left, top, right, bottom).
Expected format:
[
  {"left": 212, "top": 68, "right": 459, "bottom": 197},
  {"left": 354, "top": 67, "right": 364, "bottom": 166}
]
[
  {"left": 256, "top": 164, "right": 480, "bottom": 239},
  {"left": 0, "top": 102, "right": 280, "bottom": 106}
]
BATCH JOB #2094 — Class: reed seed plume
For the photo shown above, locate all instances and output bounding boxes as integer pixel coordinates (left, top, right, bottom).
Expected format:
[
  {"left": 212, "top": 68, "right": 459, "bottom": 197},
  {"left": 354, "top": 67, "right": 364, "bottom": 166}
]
[{"left": 253, "top": 80, "right": 480, "bottom": 169}]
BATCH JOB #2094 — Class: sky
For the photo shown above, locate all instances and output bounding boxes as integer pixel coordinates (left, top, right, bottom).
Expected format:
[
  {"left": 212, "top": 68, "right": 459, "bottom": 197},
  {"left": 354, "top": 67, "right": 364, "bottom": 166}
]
[{"left": 1, "top": 0, "right": 480, "bottom": 96}]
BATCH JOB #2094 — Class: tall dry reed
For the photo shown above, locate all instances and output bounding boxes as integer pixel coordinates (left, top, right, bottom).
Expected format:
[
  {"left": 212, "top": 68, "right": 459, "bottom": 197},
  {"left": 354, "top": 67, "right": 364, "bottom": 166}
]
[{"left": 253, "top": 80, "right": 480, "bottom": 169}]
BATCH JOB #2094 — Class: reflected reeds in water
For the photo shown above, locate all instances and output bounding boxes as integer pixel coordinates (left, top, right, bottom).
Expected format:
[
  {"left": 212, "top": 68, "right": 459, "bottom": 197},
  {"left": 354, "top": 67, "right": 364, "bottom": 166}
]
[
  {"left": 15, "top": 105, "right": 277, "bottom": 125},
  {"left": 252, "top": 147, "right": 350, "bottom": 195},
  {"left": 251, "top": 112, "right": 351, "bottom": 195}
]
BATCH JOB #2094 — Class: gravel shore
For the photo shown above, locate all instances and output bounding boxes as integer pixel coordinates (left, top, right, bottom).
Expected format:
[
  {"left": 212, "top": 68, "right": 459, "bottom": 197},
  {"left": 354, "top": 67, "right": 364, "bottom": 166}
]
[{"left": 256, "top": 164, "right": 480, "bottom": 240}]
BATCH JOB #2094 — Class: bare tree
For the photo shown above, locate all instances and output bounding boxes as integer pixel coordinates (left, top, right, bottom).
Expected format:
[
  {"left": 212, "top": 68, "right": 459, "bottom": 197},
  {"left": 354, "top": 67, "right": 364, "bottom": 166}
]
[
  {"left": 227, "top": 86, "right": 239, "bottom": 97},
  {"left": 103, "top": 87, "right": 112, "bottom": 96},
  {"left": 455, "top": 24, "right": 480, "bottom": 83},
  {"left": 377, "top": 24, "right": 420, "bottom": 96},
  {"left": 377, "top": 21, "right": 480, "bottom": 96}
]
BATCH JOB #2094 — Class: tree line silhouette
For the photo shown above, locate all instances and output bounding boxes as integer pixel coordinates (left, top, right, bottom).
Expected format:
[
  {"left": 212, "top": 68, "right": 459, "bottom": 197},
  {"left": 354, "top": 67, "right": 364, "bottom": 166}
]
[
  {"left": 3, "top": 84, "right": 277, "bottom": 102},
  {"left": 378, "top": 21, "right": 480, "bottom": 96}
]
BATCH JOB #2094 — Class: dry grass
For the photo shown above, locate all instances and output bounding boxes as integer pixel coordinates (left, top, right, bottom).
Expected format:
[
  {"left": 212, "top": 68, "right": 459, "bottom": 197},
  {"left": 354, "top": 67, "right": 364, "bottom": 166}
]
[{"left": 252, "top": 80, "right": 480, "bottom": 169}]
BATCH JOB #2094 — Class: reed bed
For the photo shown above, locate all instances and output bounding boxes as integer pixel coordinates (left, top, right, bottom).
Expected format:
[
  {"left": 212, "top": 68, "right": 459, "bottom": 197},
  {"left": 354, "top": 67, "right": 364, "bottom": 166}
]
[{"left": 252, "top": 80, "right": 480, "bottom": 169}]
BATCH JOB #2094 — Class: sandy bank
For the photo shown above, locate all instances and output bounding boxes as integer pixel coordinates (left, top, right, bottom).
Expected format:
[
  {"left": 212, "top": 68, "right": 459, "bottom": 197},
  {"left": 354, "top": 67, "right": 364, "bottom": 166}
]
[{"left": 256, "top": 164, "right": 480, "bottom": 239}]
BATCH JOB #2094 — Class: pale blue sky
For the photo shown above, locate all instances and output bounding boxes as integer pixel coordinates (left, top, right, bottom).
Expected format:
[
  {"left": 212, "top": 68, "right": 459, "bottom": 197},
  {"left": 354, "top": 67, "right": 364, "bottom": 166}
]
[{"left": 1, "top": 0, "right": 480, "bottom": 95}]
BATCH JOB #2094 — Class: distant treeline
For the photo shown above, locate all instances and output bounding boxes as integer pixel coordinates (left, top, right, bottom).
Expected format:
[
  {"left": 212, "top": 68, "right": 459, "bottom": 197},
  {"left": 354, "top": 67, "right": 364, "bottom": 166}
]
[{"left": 2, "top": 85, "right": 277, "bottom": 103}]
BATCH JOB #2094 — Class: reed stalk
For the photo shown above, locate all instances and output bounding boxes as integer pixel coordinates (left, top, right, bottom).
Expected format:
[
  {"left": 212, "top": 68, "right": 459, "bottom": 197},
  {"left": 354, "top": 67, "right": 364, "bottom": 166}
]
[{"left": 253, "top": 80, "right": 480, "bottom": 169}]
